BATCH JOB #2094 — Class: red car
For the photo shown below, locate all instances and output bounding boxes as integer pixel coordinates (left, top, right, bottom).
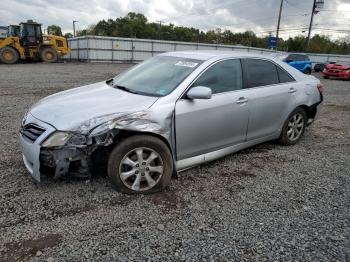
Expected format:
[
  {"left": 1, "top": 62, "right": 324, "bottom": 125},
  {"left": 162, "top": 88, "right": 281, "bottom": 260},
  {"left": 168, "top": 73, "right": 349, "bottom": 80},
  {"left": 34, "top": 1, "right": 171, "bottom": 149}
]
[{"left": 322, "top": 63, "right": 350, "bottom": 80}]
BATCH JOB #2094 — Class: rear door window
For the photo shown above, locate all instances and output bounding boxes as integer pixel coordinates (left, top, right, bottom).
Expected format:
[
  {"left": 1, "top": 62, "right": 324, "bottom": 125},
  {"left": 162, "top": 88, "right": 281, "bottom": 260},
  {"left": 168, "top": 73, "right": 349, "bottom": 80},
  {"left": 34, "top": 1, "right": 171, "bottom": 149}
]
[{"left": 243, "top": 59, "right": 279, "bottom": 88}]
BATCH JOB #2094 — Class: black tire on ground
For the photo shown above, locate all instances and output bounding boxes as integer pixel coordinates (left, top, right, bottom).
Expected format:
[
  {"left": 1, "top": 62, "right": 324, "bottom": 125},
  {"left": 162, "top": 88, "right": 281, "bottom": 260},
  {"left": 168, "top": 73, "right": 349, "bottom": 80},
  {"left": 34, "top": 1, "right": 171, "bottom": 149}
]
[
  {"left": 108, "top": 135, "right": 173, "bottom": 194},
  {"left": 278, "top": 107, "right": 307, "bottom": 146},
  {"left": 323, "top": 76, "right": 330, "bottom": 79},
  {"left": 0, "top": 46, "right": 19, "bottom": 64},
  {"left": 40, "top": 47, "right": 58, "bottom": 63},
  {"left": 304, "top": 68, "right": 311, "bottom": 74}
]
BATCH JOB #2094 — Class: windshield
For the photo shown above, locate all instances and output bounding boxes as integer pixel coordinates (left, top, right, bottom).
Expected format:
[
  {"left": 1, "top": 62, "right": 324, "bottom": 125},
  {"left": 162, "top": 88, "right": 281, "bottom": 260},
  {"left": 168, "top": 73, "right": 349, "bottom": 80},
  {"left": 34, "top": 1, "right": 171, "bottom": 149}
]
[{"left": 113, "top": 56, "right": 203, "bottom": 97}]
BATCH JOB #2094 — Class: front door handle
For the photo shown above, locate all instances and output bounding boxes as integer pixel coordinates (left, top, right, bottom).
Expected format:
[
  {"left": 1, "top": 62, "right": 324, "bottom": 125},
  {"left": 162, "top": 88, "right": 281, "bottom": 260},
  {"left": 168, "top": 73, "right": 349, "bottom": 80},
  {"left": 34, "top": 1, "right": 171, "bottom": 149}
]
[
  {"left": 288, "top": 88, "right": 297, "bottom": 93},
  {"left": 236, "top": 97, "right": 248, "bottom": 104}
]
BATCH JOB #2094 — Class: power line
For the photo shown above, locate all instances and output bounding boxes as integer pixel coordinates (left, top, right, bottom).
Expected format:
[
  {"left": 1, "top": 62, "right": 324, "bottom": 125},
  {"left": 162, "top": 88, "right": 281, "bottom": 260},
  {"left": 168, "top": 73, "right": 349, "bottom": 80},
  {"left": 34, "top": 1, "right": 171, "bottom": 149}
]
[
  {"left": 284, "top": 0, "right": 301, "bottom": 10},
  {"left": 180, "top": 12, "right": 310, "bottom": 34},
  {"left": 256, "top": 27, "right": 350, "bottom": 35}
]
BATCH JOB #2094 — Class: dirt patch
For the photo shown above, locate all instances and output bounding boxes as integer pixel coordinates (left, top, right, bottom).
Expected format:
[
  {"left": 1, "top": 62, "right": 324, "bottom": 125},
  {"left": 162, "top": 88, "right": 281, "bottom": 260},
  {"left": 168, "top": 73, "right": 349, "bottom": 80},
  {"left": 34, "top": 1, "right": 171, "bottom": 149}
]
[
  {"left": 324, "top": 104, "right": 350, "bottom": 112},
  {"left": 105, "top": 195, "right": 135, "bottom": 207},
  {"left": 226, "top": 184, "right": 246, "bottom": 195},
  {"left": 237, "top": 143, "right": 276, "bottom": 155},
  {"left": 218, "top": 169, "right": 256, "bottom": 178},
  {"left": 49, "top": 204, "right": 97, "bottom": 220},
  {"left": 3, "top": 234, "right": 62, "bottom": 261},
  {"left": 319, "top": 125, "right": 341, "bottom": 132},
  {"left": 311, "top": 125, "right": 342, "bottom": 139},
  {"left": 148, "top": 191, "right": 187, "bottom": 210}
]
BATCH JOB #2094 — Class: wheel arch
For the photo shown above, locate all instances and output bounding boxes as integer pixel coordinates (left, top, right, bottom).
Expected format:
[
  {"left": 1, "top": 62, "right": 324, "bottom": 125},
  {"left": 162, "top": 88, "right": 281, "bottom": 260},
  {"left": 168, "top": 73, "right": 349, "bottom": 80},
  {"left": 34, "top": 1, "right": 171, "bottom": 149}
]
[
  {"left": 115, "top": 129, "right": 173, "bottom": 153},
  {"left": 90, "top": 129, "right": 176, "bottom": 177},
  {"left": 296, "top": 104, "right": 317, "bottom": 120}
]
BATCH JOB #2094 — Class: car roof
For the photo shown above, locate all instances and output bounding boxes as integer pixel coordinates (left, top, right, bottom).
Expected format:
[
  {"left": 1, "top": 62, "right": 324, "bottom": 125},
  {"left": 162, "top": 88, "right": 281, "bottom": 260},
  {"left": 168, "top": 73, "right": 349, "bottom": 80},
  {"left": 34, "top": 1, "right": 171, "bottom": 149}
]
[{"left": 159, "top": 50, "right": 278, "bottom": 61}]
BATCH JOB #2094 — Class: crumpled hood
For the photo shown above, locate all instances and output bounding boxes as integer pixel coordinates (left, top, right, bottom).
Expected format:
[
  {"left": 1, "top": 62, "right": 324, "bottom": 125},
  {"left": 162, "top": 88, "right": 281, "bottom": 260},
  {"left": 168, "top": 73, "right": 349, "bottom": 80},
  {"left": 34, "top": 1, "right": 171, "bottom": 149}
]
[{"left": 30, "top": 81, "right": 158, "bottom": 131}]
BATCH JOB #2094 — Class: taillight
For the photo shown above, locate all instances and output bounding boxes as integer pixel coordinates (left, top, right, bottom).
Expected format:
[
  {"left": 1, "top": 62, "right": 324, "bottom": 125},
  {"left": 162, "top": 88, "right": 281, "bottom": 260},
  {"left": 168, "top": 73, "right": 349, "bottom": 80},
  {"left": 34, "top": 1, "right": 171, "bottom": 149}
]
[{"left": 317, "top": 83, "right": 324, "bottom": 93}]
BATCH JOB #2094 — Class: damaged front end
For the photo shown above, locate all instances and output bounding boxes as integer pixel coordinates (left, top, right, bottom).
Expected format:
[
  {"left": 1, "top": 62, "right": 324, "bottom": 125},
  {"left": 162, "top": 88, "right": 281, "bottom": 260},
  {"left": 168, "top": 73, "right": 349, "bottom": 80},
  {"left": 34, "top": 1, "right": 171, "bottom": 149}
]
[
  {"left": 36, "top": 110, "right": 173, "bottom": 181},
  {"left": 39, "top": 130, "right": 118, "bottom": 180}
]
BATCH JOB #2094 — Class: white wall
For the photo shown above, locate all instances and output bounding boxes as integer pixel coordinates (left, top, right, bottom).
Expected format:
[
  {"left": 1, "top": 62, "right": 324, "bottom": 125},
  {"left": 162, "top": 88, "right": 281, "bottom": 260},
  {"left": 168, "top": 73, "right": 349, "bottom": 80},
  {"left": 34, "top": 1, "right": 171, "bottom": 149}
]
[{"left": 66, "top": 36, "right": 350, "bottom": 65}]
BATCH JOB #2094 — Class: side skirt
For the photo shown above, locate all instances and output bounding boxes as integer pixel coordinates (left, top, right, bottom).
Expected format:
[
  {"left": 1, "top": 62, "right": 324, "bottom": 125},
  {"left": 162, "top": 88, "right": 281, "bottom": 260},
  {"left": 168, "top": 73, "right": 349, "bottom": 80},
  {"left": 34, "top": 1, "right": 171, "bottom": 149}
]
[{"left": 175, "top": 133, "right": 278, "bottom": 172}]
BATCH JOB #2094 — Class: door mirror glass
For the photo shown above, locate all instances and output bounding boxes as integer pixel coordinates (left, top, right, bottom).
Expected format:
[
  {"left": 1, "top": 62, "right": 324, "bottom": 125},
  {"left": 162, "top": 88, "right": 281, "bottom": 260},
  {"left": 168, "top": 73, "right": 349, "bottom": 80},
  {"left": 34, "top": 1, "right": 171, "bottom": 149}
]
[{"left": 187, "top": 86, "right": 212, "bottom": 99}]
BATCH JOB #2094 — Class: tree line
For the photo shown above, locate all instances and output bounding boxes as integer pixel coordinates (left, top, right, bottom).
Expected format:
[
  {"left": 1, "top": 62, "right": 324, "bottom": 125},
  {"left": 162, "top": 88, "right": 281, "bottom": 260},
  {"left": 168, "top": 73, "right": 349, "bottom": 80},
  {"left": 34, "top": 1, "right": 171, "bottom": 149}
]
[{"left": 48, "top": 12, "right": 350, "bottom": 55}]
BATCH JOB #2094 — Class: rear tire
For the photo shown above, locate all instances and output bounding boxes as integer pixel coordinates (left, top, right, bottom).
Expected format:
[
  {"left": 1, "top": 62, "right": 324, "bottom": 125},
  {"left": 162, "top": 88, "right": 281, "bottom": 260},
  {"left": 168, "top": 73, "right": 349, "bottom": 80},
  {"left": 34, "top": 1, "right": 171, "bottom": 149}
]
[
  {"left": 40, "top": 47, "right": 58, "bottom": 63},
  {"left": 304, "top": 68, "right": 311, "bottom": 74},
  {"left": 323, "top": 76, "right": 329, "bottom": 79},
  {"left": 279, "top": 108, "right": 307, "bottom": 146},
  {"left": 108, "top": 135, "right": 173, "bottom": 194},
  {"left": 0, "top": 46, "right": 19, "bottom": 64}
]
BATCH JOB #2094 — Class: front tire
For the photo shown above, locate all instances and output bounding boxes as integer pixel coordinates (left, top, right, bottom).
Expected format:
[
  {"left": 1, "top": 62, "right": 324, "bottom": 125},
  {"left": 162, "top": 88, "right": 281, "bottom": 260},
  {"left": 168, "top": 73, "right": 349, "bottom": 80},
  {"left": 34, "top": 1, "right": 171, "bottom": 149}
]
[
  {"left": 40, "top": 47, "right": 58, "bottom": 63},
  {"left": 279, "top": 108, "right": 307, "bottom": 146},
  {"left": 108, "top": 135, "right": 173, "bottom": 194}
]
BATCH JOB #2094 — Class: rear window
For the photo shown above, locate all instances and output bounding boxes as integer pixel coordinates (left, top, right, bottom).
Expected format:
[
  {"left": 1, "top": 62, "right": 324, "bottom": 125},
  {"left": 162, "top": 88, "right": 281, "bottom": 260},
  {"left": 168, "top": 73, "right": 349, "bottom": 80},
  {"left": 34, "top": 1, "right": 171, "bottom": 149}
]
[
  {"left": 277, "top": 66, "right": 295, "bottom": 83},
  {"left": 304, "top": 55, "right": 310, "bottom": 61}
]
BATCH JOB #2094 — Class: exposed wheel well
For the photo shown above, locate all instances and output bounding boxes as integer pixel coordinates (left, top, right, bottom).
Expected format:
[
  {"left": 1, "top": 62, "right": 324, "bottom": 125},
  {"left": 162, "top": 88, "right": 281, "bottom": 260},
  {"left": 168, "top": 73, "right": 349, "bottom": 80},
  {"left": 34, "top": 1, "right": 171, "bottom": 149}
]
[
  {"left": 298, "top": 105, "right": 317, "bottom": 120},
  {"left": 115, "top": 130, "right": 172, "bottom": 151},
  {"left": 90, "top": 130, "right": 174, "bottom": 177}
]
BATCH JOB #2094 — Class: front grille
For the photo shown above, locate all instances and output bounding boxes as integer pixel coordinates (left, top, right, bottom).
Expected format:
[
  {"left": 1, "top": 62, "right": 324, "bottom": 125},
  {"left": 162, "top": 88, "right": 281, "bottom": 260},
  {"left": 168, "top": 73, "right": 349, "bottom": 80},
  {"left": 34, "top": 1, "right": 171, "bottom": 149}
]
[{"left": 20, "top": 123, "right": 46, "bottom": 143}]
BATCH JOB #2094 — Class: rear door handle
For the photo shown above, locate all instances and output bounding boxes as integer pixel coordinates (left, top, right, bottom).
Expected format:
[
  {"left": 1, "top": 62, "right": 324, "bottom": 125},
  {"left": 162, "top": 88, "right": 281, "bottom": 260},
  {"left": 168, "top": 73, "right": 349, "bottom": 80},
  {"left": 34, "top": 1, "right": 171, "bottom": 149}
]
[
  {"left": 236, "top": 97, "right": 248, "bottom": 104},
  {"left": 288, "top": 88, "right": 297, "bottom": 93}
]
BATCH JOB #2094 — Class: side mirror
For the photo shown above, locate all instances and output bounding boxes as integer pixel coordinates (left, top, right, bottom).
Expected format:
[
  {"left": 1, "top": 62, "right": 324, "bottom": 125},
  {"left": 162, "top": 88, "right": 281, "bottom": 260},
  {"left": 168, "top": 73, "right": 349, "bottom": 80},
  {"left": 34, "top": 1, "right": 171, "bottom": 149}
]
[
  {"left": 187, "top": 86, "right": 212, "bottom": 100},
  {"left": 286, "top": 59, "right": 293, "bottom": 63}
]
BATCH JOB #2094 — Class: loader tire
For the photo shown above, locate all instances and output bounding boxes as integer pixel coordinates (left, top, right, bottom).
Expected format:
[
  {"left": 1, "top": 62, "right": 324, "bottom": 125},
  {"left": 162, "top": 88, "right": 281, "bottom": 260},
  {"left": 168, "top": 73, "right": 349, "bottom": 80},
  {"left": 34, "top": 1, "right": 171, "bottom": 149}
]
[
  {"left": 40, "top": 47, "right": 58, "bottom": 63},
  {"left": 0, "top": 46, "right": 19, "bottom": 64}
]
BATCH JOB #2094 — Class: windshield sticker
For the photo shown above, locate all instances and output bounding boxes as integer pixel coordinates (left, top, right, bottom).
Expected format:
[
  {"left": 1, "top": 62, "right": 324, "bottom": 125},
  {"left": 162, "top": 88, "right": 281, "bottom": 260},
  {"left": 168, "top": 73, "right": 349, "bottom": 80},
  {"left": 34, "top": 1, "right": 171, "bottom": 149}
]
[
  {"left": 175, "top": 61, "right": 198, "bottom": 68},
  {"left": 157, "top": 89, "right": 167, "bottom": 95}
]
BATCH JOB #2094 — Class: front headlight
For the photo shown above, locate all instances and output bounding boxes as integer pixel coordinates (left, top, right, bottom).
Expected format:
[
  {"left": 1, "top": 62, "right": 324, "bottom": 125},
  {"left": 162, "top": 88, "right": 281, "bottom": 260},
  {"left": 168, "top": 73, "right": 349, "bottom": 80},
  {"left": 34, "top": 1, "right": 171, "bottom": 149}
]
[
  {"left": 42, "top": 132, "right": 71, "bottom": 147},
  {"left": 42, "top": 132, "right": 86, "bottom": 147}
]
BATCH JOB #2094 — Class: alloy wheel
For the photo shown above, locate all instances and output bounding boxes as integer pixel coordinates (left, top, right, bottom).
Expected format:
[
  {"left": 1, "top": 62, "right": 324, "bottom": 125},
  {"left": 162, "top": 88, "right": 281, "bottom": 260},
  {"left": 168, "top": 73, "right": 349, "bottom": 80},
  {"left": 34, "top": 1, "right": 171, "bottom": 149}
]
[
  {"left": 287, "top": 113, "right": 304, "bottom": 141},
  {"left": 119, "top": 147, "right": 164, "bottom": 192}
]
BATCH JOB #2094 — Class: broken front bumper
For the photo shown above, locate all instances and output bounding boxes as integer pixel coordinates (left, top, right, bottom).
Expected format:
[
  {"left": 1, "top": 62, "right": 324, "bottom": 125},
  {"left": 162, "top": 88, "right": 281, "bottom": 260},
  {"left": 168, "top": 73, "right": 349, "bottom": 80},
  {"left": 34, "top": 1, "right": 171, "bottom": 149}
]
[{"left": 20, "top": 114, "right": 56, "bottom": 182}]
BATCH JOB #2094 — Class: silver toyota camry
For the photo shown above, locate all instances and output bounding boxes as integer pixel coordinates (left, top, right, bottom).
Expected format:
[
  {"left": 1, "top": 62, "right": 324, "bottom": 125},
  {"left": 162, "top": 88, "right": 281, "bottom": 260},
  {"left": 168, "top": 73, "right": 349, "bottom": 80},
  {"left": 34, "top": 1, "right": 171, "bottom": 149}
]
[{"left": 20, "top": 51, "right": 323, "bottom": 194}]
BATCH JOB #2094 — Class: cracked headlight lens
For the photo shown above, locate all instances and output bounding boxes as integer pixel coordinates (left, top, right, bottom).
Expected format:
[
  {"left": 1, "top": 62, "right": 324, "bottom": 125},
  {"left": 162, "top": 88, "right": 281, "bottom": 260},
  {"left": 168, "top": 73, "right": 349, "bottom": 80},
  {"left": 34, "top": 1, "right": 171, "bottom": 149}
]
[
  {"left": 42, "top": 132, "right": 70, "bottom": 147},
  {"left": 42, "top": 132, "right": 87, "bottom": 147}
]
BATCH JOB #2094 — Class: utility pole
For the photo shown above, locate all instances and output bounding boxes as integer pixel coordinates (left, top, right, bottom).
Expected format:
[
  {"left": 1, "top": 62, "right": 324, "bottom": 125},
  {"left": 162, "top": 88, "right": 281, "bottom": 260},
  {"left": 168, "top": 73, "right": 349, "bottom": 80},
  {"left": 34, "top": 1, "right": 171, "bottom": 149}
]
[
  {"left": 73, "top": 20, "right": 78, "bottom": 38},
  {"left": 307, "top": 0, "right": 317, "bottom": 48},
  {"left": 157, "top": 20, "right": 163, "bottom": 39},
  {"left": 276, "top": 0, "right": 284, "bottom": 49},
  {"left": 307, "top": 0, "right": 324, "bottom": 48}
]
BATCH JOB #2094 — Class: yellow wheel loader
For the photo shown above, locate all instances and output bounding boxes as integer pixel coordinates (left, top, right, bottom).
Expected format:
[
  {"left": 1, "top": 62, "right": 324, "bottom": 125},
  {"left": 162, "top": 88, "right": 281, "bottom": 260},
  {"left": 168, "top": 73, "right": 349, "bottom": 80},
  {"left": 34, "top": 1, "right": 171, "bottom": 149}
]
[{"left": 0, "top": 21, "right": 70, "bottom": 64}]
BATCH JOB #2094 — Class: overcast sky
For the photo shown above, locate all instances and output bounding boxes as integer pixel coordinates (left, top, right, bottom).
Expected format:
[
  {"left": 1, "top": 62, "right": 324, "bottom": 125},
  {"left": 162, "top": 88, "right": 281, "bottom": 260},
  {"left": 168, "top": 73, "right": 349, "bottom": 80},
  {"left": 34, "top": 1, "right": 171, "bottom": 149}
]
[{"left": 1, "top": 0, "right": 350, "bottom": 39}]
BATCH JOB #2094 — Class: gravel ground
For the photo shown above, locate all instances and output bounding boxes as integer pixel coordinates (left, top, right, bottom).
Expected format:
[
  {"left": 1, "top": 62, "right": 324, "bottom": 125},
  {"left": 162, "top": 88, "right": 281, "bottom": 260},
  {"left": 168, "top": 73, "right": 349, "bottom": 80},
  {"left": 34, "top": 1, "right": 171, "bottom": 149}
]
[{"left": 0, "top": 62, "right": 349, "bottom": 261}]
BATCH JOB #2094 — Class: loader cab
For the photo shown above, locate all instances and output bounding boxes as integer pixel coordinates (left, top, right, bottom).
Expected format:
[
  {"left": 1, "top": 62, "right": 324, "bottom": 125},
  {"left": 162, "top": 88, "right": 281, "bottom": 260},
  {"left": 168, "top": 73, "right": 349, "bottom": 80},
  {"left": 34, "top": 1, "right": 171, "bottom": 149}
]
[
  {"left": 7, "top": 25, "right": 20, "bottom": 37},
  {"left": 0, "top": 26, "right": 8, "bottom": 39},
  {"left": 19, "top": 22, "right": 42, "bottom": 46}
]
